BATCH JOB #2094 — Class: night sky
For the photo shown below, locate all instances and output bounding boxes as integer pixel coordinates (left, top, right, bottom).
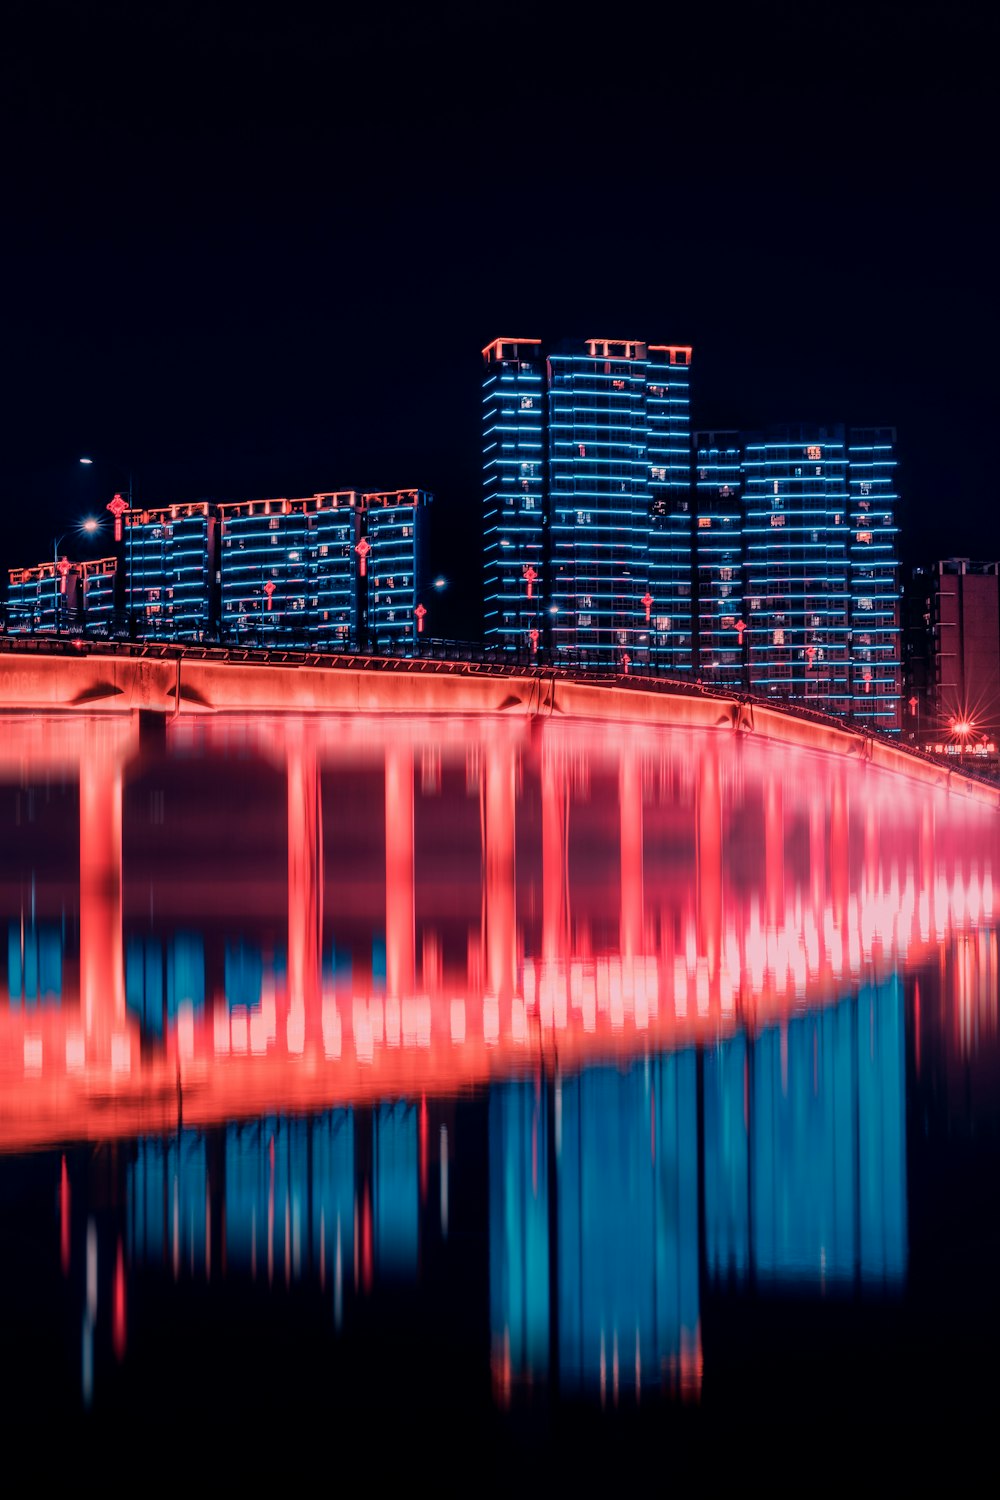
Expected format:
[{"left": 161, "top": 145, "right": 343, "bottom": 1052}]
[{"left": 3, "top": 2, "right": 996, "bottom": 639}]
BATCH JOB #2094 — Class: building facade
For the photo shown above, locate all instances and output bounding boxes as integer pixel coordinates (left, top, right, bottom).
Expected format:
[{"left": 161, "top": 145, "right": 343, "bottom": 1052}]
[
  {"left": 364, "top": 490, "right": 432, "bottom": 655},
  {"left": 125, "top": 503, "right": 218, "bottom": 640},
  {"left": 694, "top": 425, "right": 901, "bottom": 731},
  {"left": 482, "top": 337, "right": 693, "bottom": 671},
  {"left": 217, "top": 489, "right": 431, "bottom": 652},
  {"left": 904, "top": 559, "right": 1000, "bottom": 756}
]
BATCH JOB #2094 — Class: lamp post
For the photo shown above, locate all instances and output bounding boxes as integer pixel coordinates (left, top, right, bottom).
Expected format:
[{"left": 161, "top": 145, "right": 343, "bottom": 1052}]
[
  {"left": 81, "top": 459, "right": 135, "bottom": 637},
  {"left": 52, "top": 518, "right": 101, "bottom": 634}
]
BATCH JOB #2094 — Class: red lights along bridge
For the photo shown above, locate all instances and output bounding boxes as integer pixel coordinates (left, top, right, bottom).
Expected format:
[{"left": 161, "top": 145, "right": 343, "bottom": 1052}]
[{"left": 0, "top": 636, "right": 996, "bottom": 803}]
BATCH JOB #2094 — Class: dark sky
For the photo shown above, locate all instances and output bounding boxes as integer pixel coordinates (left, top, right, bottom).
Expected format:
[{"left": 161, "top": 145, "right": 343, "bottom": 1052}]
[{"left": 3, "top": 1, "right": 996, "bottom": 637}]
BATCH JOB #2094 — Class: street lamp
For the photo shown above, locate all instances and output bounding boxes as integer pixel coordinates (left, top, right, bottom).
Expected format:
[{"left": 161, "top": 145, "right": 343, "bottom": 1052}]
[
  {"left": 80, "top": 458, "right": 135, "bottom": 637},
  {"left": 52, "top": 518, "right": 101, "bottom": 634}
]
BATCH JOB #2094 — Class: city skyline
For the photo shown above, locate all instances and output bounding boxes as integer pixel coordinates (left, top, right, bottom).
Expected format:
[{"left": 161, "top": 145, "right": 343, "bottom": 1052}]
[{"left": 2, "top": 7, "right": 995, "bottom": 645}]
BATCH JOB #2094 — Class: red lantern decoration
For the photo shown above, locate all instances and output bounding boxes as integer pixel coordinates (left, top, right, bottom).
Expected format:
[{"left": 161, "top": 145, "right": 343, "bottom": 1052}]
[
  {"left": 529, "top": 627, "right": 539, "bottom": 655},
  {"left": 523, "top": 565, "right": 538, "bottom": 600},
  {"left": 641, "top": 591, "right": 653, "bottom": 623},
  {"left": 263, "top": 580, "right": 276, "bottom": 610},
  {"left": 414, "top": 603, "right": 427, "bottom": 634},
  {"left": 734, "top": 618, "right": 747, "bottom": 645},
  {"left": 56, "top": 557, "right": 72, "bottom": 593},
  {"left": 106, "top": 492, "right": 129, "bottom": 542},
  {"left": 355, "top": 537, "right": 371, "bottom": 576}
]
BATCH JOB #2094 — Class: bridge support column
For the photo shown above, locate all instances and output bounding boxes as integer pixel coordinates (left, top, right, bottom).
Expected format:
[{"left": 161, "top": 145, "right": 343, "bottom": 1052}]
[
  {"left": 79, "top": 722, "right": 127, "bottom": 1039},
  {"left": 287, "top": 731, "right": 323, "bottom": 1024},
  {"left": 620, "top": 748, "right": 644, "bottom": 963},
  {"left": 484, "top": 741, "right": 517, "bottom": 1005},
  {"left": 696, "top": 745, "right": 722, "bottom": 1000},
  {"left": 385, "top": 745, "right": 415, "bottom": 1000},
  {"left": 541, "top": 744, "right": 568, "bottom": 967}
]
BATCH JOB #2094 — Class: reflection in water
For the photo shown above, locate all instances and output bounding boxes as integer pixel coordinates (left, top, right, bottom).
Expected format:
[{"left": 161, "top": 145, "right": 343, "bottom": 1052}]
[
  {"left": 704, "top": 980, "right": 906, "bottom": 1290},
  {"left": 0, "top": 709, "right": 998, "bottom": 1433}
]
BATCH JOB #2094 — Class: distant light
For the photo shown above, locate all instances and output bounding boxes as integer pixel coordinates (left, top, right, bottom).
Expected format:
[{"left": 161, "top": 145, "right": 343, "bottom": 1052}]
[
  {"left": 79, "top": 457, "right": 93, "bottom": 465},
  {"left": 433, "top": 576, "right": 447, "bottom": 590},
  {"left": 548, "top": 605, "right": 559, "bottom": 614},
  {"left": 954, "top": 719, "right": 973, "bottom": 736},
  {"left": 82, "top": 518, "right": 99, "bottom": 534}
]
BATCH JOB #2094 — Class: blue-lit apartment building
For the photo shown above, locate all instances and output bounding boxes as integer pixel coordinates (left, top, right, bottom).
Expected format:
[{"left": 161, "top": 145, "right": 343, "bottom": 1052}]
[
  {"left": 218, "top": 491, "right": 360, "bottom": 648},
  {"left": 365, "top": 489, "right": 432, "bottom": 655},
  {"left": 6, "top": 556, "right": 118, "bottom": 636},
  {"left": 483, "top": 337, "right": 693, "bottom": 671},
  {"left": 77, "top": 557, "right": 118, "bottom": 636},
  {"left": 6, "top": 559, "right": 69, "bottom": 634},
  {"left": 124, "top": 502, "right": 218, "bottom": 640},
  {"left": 218, "top": 488, "right": 431, "bottom": 652},
  {"left": 694, "top": 425, "right": 901, "bottom": 730}
]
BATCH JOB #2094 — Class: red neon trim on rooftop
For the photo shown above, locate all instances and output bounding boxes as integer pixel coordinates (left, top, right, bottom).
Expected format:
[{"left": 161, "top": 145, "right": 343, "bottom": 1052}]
[{"left": 481, "top": 337, "right": 543, "bottom": 360}]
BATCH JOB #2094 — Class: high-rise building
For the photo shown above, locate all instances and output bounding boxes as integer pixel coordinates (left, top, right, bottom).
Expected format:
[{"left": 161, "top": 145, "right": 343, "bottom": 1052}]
[
  {"left": 482, "top": 337, "right": 692, "bottom": 670},
  {"left": 78, "top": 557, "right": 118, "bottom": 636},
  {"left": 217, "top": 488, "right": 432, "bottom": 653},
  {"left": 5, "top": 556, "right": 119, "bottom": 636},
  {"left": 694, "top": 425, "right": 901, "bottom": 730},
  {"left": 218, "top": 492, "right": 360, "bottom": 648},
  {"left": 124, "top": 502, "right": 217, "bottom": 640},
  {"left": 6, "top": 559, "right": 75, "bottom": 634},
  {"left": 364, "top": 490, "right": 433, "bottom": 655},
  {"left": 905, "top": 559, "right": 1000, "bottom": 753}
]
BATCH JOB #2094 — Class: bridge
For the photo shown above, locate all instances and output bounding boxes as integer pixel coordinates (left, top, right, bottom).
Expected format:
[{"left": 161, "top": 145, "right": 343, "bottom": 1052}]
[
  {"left": 0, "top": 636, "right": 996, "bottom": 804},
  {"left": 1, "top": 696, "right": 997, "bottom": 1152}
]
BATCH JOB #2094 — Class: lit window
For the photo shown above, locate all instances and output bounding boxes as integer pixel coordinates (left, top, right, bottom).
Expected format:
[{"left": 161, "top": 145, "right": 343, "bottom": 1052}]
[
  {"left": 520, "top": 396, "right": 533, "bottom": 409},
  {"left": 857, "top": 531, "right": 873, "bottom": 544},
  {"left": 612, "top": 379, "right": 625, "bottom": 390},
  {"left": 773, "top": 629, "right": 785, "bottom": 645},
  {"left": 858, "top": 597, "right": 873, "bottom": 610},
  {"left": 651, "top": 466, "right": 666, "bottom": 481},
  {"left": 269, "top": 518, "right": 280, "bottom": 530},
  {"left": 578, "top": 444, "right": 586, "bottom": 457},
  {"left": 698, "top": 517, "right": 712, "bottom": 529},
  {"left": 770, "top": 514, "right": 785, "bottom": 527},
  {"left": 806, "top": 446, "right": 822, "bottom": 460}
]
